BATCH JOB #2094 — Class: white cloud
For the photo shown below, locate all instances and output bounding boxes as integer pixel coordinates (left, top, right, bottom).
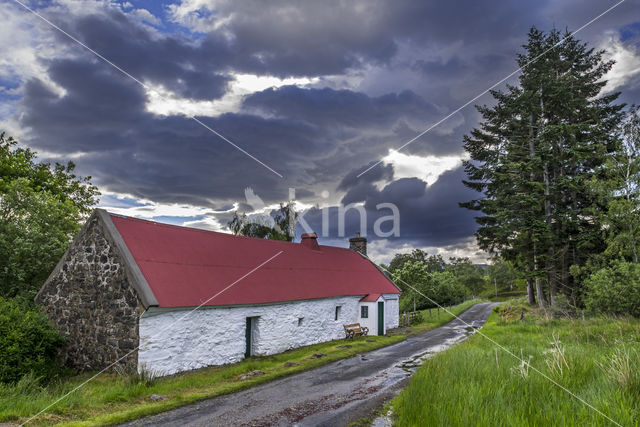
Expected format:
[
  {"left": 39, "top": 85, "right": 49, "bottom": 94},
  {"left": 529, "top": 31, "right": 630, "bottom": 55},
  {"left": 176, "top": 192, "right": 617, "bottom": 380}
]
[
  {"left": 0, "top": 0, "right": 165, "bottom": 128},
  {"left": 0, "top": 3, "right": 71, "bottom": 99},
  {"left": 600, "top": 31, "right": 640, "bottom": 94},
  {"left": 366, "top": 236, "right": 486, "bottom": 265},
  {"left": 145, "top": 73, "right": 317, "bottom": 117},
  {"left": 381, "top": 150, "right": 465, "bottom": 186},
  {"left": 167, "top": 0, "right": 235, "bottom": 33},
  {"left": 98, "top": 191, "right": 224, "bottom": 219},
  {"left": 181, "top": 215, "right": 227, "bottom": 232},
  {"left": 132, "top": 8, "right": 162, "bottom": 26}
]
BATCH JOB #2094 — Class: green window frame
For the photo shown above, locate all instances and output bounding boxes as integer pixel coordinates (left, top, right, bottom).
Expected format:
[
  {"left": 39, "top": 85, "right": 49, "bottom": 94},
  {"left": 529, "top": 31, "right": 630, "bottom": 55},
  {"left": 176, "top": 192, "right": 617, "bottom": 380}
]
[{"left": 361, "top": 306, "right": 368, "bottom": 318}]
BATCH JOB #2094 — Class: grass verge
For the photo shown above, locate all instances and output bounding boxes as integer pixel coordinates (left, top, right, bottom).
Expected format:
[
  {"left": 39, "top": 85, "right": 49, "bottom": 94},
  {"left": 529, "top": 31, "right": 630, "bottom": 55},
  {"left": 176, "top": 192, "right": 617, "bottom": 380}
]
[
  {"left": 390, "top": 299, "right": 640, "bottom": 426},
  {"left": 1, "top": 299, "right": 482, "bottom": 426},
  {"left": 406, "top": 299, "right": 484, "bottom": 334}
]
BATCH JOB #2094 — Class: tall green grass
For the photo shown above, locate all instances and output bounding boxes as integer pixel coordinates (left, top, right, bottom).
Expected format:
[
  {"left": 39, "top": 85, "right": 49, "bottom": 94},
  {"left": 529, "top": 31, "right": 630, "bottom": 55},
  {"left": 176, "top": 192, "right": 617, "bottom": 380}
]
[{"left": 392, "top": 303, "right": 640, "bottom": 426}]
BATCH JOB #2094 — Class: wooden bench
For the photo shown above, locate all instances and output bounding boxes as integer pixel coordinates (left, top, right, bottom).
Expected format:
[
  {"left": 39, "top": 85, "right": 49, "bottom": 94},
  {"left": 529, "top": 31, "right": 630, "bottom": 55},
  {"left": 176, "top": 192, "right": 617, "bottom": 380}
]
[{"left": 343, "top": 323, "right": 369, "bottom": 339}]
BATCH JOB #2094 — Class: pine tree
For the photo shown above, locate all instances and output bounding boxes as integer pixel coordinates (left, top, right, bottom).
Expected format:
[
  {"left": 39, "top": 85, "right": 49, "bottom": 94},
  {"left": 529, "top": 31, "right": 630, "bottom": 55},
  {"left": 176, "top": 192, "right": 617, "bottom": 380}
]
[{"left": 461, "top": 27, "right": 624, "bottom": 308}]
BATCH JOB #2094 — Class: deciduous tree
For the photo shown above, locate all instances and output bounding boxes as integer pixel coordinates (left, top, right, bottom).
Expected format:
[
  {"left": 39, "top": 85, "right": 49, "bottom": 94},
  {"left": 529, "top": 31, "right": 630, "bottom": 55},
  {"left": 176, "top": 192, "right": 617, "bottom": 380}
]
[{"left": 0, "top": 134, "right": 99, "bottom": 299}]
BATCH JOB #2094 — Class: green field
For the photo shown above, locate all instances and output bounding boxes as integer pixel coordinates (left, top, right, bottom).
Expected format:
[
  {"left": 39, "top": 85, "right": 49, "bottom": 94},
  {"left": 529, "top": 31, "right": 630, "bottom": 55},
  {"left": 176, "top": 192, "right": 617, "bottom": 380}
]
[
  {"left": 0, "top": 299, "right": 482, "bottom": 426},
  {"left": 391, "top": 300, "right": 640, "bottom": 426}
]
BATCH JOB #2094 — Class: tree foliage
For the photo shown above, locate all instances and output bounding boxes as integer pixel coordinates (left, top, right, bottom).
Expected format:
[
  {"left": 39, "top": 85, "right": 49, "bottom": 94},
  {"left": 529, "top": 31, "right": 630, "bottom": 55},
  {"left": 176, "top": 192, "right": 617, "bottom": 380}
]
[
  {"left": 0, "top": 297, "right": 65, "bottom": 384},
  {"left": 392, "top": 260, "right": 469, "bottom": 311},
  {"left": 487, "top": 257, "right": 519, "bottom": 292},
  {"left": 228, "top": 202, "right": 297, "bottom": 241},
  {"left": 584, "top": 261, "right": 640, "bottom": 317},
  {"left": 602, "top": 105, "right": 640, "bottom": 264},
  {"left": 461, "top": 28, "right": 624, "bottom": 308},
  {"left": 446, "top": 257, "right": 486, "bottom": 297},
  {"left": 0, "top": 134, "right": 99, "bottom": 299},
  {"left": 0, "top": 134, "right": 98, "bottom": 217},
  {"left": 388, "top": 249, "right": 446, "bottom": 274}
]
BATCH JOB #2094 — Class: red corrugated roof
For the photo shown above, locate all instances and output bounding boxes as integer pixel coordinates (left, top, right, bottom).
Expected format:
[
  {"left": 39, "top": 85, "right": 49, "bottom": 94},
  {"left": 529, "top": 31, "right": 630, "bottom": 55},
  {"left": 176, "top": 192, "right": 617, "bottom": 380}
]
[
  {"left": 360, "top": 293, "right": 382, "bottom": 302},
  {"left": 110, "top": 214, "right": 400, "bottom": 308}
]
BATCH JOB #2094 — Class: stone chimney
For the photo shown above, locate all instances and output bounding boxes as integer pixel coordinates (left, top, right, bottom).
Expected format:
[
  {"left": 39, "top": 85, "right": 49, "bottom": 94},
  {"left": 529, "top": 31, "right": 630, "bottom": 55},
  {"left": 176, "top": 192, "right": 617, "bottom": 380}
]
[
  {"left": 300, "top": 232, "right": 320, "bottom": 251},
  {"left": 349, "top": 232, "right": 367, "bottom": 256}
]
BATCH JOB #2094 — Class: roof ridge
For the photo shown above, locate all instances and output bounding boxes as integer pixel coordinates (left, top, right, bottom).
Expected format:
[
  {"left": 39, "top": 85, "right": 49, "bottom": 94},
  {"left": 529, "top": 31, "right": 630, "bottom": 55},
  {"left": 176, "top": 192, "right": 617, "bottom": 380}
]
[{"left": 106, "top": 210, "right": 354, "bottom": 252}]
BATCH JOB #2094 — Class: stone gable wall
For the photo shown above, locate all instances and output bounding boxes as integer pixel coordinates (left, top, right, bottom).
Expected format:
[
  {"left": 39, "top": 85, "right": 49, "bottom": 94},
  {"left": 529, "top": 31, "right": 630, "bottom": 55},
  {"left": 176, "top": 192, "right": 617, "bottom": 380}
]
[{"left": 35, "top": 215, "right": 141, "bottom": 372}]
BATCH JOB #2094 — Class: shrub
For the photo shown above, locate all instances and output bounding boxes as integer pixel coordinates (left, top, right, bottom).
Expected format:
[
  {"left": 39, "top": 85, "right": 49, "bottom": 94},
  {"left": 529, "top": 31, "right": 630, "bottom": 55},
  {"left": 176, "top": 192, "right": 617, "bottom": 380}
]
[
  {"left": 0, "top": 297, "right": 65, "bottom": 384},
  {"left": 431, "top": 272, "right": 469, "bottom": 306},
  {"left": 397, "top": 270, "right": 469, "bottom": 311},
  {"left": 584, "top": 261, "right": 640, "bottom": 317}
]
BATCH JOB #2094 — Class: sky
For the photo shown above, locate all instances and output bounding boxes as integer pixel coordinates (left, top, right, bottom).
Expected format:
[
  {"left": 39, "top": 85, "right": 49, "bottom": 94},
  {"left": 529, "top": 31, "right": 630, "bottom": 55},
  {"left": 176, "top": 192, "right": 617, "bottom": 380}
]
[{"left": 1, "top": 0, "right": 639, "bottom": 264}]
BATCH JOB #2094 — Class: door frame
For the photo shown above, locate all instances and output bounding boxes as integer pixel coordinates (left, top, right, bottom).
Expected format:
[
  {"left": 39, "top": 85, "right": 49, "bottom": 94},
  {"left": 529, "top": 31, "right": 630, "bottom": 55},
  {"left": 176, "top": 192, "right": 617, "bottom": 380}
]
[
  {"left": 245, "top": 317, "right": 254, "bottom": 358},
  {"left": 377, "top": 301, "right": 384, "bottom": 335}
]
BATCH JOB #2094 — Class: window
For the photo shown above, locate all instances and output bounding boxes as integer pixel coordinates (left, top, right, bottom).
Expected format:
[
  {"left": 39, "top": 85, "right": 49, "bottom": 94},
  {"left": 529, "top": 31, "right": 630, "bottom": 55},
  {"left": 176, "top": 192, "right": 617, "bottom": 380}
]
[
  {"left": 361, "top": 306, "right": 369, "bottom": 318},
  {"left": 335, "top": 306, "right": 341, "bottom": 321},
  {"left": 298, "top": 317, "right": 304, "bottom": 326}
]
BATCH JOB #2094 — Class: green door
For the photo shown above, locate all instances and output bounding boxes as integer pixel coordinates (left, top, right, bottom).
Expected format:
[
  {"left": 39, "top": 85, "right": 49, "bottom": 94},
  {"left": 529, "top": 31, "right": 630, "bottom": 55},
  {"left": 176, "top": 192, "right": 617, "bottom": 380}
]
[
  {"left": 377, "top": 301, "right": 384, "bottom": 335},
  {"left": 245, "top": 317, "right": 252, "bottom": 358}
]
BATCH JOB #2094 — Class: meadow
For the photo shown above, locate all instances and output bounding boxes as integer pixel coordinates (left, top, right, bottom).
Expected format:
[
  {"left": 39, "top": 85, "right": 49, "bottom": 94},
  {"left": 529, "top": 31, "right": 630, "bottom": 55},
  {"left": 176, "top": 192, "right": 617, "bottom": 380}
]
[{"left": 391, "top": 299, "right": 640, "bottom": 426}]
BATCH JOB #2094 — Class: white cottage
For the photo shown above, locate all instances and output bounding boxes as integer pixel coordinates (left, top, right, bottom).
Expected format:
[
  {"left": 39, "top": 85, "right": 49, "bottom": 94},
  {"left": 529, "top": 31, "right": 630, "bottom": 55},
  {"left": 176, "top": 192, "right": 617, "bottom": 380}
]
[{"left": 35, "top": 210, "right": 401, "bottom": 376}]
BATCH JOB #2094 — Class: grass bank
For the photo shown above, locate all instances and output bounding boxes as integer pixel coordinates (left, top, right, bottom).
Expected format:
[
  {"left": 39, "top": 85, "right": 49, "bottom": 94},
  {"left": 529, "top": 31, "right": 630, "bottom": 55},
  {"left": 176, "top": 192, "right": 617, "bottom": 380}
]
[
  {"left": 391, "top": 299, "right": 640, "bottom": 426},
  {"left": 407, "top": 299, "right": 483, "bottom": 333},
  {"left": 1, "top": 299, "right": 482, "bottom": 426}
]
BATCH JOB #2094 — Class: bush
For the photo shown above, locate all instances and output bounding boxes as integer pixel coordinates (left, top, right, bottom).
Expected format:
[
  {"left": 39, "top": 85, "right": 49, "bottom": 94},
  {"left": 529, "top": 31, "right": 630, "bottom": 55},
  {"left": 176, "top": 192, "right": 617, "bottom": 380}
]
[
  {"left": 584, "top": 261, "right": 640, "bottom": 317},
  {"left": 0, "top": 297, "right": 65, "bottom": 384},
  {"left": 431, "top": 272, "right": 468, "bottom": 305},
  {"left": 398, "top": 271, "right": 469, "bottom": 311}
]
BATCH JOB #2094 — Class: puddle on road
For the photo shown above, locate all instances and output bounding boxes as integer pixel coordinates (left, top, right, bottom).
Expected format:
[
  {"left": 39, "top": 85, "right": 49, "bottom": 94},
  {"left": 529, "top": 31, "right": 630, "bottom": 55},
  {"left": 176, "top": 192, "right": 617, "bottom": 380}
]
[
  {"left": 290, "top": 318, "right": 487, "bottom": 426},
  {"left": 396, "top": 319, "right": 483, "bottom": 374},
  {"left": 370, "top": 319, "right": 484, "bottom": 425}
]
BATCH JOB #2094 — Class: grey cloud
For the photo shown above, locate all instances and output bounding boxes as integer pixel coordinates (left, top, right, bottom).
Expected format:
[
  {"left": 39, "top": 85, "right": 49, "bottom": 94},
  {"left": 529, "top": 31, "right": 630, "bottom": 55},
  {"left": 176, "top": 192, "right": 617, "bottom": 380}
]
[
  {"left": 9, "top": 0, "right": 640, "bottom": 257},
  {"left": 301, "top": 166, "right": 478, "bottom": 247},
  {"left": 60, "top": 10, "right": 231, "bottom": 100},
  {"left": 244, "top": 87, "right": 439, "bottom": 129},
  {"left": 337, "top": 161, "right": 393, "bottom": 192}
]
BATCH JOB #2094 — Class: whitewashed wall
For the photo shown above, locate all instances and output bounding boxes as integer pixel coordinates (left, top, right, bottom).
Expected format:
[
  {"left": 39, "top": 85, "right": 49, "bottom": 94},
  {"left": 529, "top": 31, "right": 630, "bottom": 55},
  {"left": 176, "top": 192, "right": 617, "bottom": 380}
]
[
  {"left": 356, "top": 295, "right": 400, "bottom": 336},
  {"left": 138, "top": 296, "right": 363, "bottom": 376},
  {"left": 383, "top": 294, "right": 400, "bottom": 329},
  {"left": 358, "top": 300, "right": 378, "bottom": 334}
]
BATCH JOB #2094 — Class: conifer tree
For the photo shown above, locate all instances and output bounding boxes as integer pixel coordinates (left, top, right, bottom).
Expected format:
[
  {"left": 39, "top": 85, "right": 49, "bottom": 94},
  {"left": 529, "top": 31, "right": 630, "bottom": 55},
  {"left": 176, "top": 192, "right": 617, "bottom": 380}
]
[{"left": 461, "top": 27, "right": 624, "bottom": 307}]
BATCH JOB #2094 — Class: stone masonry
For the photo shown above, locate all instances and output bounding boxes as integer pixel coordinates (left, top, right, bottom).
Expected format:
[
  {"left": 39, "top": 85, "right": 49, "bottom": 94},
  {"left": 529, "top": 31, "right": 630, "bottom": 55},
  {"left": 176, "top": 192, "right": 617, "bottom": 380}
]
[
  {"left": 35, "top": 214, "right": 142, "bottom": 372},
  {"left": 348, "top": 233, "right": 367, "bottom": 256}
]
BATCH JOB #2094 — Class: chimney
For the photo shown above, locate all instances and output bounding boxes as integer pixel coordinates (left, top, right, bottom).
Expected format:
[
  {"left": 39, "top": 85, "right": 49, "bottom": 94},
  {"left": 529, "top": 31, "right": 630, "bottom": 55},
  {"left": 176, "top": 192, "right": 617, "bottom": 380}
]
[
  {"left": 300, "top": 232, "right": 320, "bottom": 251},
  {"left": 349, "top": 232, "right": 367, "bottom": 256}
]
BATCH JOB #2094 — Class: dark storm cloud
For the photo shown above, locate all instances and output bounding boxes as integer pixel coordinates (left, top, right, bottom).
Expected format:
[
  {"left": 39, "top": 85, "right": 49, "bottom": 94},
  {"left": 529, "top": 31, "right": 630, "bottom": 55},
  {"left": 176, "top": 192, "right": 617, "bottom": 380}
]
[
  {"left": 19, "top": 53, "right": 448, "bottom": 207},
  {"left": 240, "top": 85, "right": 464, "bottom": 184},
  {"left": 337, "top": 161, "right": 394, "bottom": 191},
  {"left": 362, "top": 168, "right": 479, "bottom": 246},
  {"left": 19, "top": 38, "right": 462, "bottom": 206},
  {"left": 11, "top": 0, "right": 640, "bottom": 256},
  {"left": 59, "top": 10, "right": 231, "bottom": 100},
  {"left": 301, "top": 166, "right": 479, "bottom": 247},
  {"left": 191, "top": 0, "right": 555, "bottom": 78},
  {"left": 18, "top": 59, "right": 305, "bottom": 203},
  {"left": 244, "top": 86, "right": 440, "bottom": 129}
]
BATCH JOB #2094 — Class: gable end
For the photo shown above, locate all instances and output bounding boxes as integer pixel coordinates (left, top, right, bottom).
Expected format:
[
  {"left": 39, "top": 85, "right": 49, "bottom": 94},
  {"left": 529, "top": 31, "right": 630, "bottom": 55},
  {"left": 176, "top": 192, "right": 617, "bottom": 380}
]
[
  {"left": 33, "top": 210, "right": 155, "bottom": 371},
  {"left": 95, "top": 209, "right": 158, "bottom": 308}
]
